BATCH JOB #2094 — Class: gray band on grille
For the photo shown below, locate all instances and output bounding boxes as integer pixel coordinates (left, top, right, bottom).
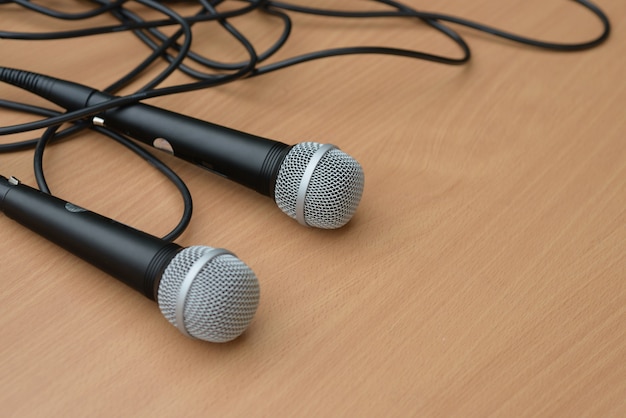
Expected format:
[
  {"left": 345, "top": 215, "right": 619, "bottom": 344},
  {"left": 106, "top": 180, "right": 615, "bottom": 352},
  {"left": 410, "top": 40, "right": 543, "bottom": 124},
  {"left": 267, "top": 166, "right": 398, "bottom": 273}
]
[
  {"left": 175, "top": 248, "right": 231, "bottom": 338},
  {"left": 295, "top": 143, "right": 337, "bottom": 226}
]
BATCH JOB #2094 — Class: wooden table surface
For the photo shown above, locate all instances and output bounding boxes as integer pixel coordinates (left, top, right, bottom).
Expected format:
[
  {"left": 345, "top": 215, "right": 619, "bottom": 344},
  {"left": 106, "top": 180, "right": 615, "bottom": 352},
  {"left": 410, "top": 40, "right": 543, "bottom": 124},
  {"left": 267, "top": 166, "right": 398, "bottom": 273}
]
[{"left": 1, "top": 1, "right": 624, "bottom": 416}]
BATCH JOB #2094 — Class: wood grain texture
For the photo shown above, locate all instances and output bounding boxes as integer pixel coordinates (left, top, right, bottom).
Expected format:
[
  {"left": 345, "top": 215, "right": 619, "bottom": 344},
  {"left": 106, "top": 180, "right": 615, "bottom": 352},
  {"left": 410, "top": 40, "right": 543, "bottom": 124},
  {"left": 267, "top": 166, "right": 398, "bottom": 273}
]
[{"left": 0, "top": 1, "right": 624, "bottom": 416}]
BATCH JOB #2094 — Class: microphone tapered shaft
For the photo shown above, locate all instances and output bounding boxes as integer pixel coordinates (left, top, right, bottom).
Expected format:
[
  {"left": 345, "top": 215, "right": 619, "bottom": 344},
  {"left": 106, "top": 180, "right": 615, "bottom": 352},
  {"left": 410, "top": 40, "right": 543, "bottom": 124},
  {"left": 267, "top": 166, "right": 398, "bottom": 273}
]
[
  {"left": 0, "top": 175, "right": 178, "bottom": 300},
  {"left": 93, "top": 97, "right": 292, "bottom": 197}
]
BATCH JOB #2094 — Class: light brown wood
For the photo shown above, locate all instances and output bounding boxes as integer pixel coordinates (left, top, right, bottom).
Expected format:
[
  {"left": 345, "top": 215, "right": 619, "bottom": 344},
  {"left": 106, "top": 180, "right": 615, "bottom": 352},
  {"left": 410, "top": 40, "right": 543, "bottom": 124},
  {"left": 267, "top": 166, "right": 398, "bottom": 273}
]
[{"left": 1, "top": 1, "right": 624, "bottom": 416}]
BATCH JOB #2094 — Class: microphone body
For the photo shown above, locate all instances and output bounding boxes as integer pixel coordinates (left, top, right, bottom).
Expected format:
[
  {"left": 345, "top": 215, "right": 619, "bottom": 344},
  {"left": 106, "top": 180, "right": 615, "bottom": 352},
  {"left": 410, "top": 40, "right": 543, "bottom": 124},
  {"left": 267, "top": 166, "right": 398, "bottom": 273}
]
[
  {"left": 0, "top": 175, "right": 179, "bottom": 300},
  {"left": 92, "top": 94, "right": 292, "bottom": 198},
  {"left": 0, "top": 67, "right": 364, "bottom": 229},
  {"left": 0, "top": 175, "right": 260, "bottom": 342}
]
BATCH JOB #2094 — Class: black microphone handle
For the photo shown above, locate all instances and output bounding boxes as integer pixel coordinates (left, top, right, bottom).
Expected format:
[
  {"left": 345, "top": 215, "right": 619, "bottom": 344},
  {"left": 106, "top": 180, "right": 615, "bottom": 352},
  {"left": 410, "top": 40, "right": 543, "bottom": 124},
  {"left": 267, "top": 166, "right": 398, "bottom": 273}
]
[
  {"left": 0, "top": 176, "right": 181, "bottom": 301},
  {"left": 90, "top": 92, "right": 292, "bottom": 197}
]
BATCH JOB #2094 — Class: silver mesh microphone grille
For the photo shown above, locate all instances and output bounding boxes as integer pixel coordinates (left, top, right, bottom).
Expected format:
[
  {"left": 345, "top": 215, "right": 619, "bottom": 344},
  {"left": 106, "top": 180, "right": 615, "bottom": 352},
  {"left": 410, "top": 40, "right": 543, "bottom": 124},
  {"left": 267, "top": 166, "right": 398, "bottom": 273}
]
[
  {"left": 274, "top": 142, "right": 365, "bottom": 229},
  {"left": 157, "top": 246, "right": 260, "bottom": 343}
]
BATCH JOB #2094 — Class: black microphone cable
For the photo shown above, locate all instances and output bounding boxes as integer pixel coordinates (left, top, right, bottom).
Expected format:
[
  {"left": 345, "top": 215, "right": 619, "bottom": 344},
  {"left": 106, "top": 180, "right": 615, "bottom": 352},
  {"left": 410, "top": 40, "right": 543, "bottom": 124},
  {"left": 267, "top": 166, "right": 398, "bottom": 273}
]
[
  {"left": 0, "top": 0, "right": 611, "bottom": 137},
  {"left": 0, "top": 0, "right": 612, "bottom": 235},
  {"left": 269, "top": 0, "right": 611, "bottom": 52}
]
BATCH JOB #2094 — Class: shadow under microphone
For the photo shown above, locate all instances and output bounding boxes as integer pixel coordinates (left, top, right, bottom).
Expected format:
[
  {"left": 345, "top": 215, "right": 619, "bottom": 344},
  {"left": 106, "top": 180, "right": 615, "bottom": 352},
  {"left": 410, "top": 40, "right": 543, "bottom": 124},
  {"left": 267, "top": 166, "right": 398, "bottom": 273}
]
[
  {"left": 0, "top": 67, "right": 365, "bottom": 229},
  {"left": 0, "top": 175, "right": 260, "bottom": 343}
]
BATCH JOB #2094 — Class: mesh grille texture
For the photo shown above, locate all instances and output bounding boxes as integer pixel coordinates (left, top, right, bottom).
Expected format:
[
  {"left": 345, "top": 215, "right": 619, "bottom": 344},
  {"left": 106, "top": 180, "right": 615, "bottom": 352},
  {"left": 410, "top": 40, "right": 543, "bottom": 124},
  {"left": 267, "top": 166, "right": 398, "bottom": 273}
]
[
  {"left": 157, "top": 246, "right": 260, "bottom": 343},
  {"left": 274, "top": 142, "right": 365, "bottom": 229}
]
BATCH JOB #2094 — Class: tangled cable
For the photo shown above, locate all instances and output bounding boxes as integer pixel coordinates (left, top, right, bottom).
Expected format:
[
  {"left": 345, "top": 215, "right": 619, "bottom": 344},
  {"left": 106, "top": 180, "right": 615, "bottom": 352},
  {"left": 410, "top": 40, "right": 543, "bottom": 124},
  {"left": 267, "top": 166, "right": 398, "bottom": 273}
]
[{"left": 0, "top": 0, "right": 611, "bottom": 240}]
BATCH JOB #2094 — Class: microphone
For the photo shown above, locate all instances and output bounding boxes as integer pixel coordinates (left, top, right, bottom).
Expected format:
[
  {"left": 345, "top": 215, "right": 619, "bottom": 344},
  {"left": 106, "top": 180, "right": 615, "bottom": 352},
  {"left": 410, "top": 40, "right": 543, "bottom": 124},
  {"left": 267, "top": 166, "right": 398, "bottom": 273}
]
[
  {"left": 0, "top": 67, "right": 365, "bottom": 229},
  {"left": 0, "top": 175, "right": 260, "bottom": 343}
]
